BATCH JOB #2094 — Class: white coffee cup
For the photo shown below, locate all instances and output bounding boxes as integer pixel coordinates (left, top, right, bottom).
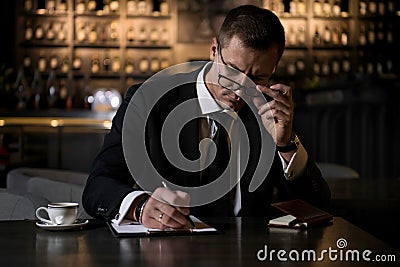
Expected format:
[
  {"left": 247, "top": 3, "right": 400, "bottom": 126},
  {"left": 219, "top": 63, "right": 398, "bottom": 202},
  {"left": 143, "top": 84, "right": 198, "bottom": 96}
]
[{"left": 36, "top": 202, "right": 79, "bottom": 225}]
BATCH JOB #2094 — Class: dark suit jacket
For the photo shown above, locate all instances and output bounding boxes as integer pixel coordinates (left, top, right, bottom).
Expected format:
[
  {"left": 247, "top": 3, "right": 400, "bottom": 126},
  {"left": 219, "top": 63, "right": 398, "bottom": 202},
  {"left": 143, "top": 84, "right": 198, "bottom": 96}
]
[{"left": 82, "top": 66, "right": 331, "bottom": 221}]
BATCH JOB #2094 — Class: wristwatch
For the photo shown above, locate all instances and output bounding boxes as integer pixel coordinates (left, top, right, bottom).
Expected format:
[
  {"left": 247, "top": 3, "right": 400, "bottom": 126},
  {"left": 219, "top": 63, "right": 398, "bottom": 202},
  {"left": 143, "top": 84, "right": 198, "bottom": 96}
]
[{"left": 276, "top": 132, "right": 300, "bottom": 153}]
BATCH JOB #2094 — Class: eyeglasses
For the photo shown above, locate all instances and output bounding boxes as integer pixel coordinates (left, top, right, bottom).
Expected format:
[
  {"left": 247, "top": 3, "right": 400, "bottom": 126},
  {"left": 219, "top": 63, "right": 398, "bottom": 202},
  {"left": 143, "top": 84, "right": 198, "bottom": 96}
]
[{"left": 216, "top": 44, "right": 266, "bottom": 97}]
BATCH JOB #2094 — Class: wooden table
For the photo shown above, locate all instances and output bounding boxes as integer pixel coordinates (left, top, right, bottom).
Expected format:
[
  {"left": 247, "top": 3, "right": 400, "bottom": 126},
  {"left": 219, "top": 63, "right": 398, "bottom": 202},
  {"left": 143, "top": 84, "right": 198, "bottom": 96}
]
[{"left": 0, "top": 217, "right": 397, "bottom": 267}]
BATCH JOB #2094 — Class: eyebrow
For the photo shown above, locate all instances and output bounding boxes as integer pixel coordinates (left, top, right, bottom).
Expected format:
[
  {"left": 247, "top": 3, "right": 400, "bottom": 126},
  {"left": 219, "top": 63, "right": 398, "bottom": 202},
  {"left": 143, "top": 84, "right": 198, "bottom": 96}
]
[{"left": 224, "top": 59, "right": 271, "bottom": 81}]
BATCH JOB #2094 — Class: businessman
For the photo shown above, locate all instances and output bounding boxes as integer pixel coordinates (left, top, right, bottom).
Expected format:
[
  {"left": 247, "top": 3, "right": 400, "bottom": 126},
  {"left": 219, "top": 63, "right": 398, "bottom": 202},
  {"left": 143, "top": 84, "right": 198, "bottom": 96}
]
[{"left": 83, "top": 5, "right": 331, "bottom": 230}]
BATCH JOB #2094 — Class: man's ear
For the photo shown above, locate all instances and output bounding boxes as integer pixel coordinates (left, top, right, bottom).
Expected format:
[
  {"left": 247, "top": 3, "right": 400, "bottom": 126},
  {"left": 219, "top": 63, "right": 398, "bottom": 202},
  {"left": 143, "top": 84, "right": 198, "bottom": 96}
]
[{"left": 209, "top": 37, "right": 218, "bottom": 60}]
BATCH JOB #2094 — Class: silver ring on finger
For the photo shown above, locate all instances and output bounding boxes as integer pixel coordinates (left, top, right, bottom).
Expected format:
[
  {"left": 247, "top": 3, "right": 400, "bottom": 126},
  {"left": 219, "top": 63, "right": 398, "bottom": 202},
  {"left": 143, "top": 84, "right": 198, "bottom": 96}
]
[{"left": 158, "top": 213, "right": 164, "bottom": 222}]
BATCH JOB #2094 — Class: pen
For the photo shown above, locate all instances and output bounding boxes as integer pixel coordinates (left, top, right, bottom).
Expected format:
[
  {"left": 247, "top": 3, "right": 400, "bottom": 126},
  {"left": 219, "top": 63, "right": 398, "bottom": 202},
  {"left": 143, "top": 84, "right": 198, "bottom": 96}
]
[{"left": 162, "top": 181, "right": 196, "bottom": 228}]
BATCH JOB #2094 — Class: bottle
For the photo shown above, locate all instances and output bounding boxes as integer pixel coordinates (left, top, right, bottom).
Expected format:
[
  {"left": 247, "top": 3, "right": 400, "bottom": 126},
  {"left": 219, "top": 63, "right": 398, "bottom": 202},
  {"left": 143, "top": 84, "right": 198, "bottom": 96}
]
[
  {"left": 24, "top": 0, "right": 33, "bottom": 12},
  {"left": 332, "top": 0, "right": 341, "bottom": 16},
  {"left": 99, "top": 24, "right": 108, "bottom": 42},
  {"left": 161, "top": 28, "right": 169, "bottom": 44},
  {"left": 87, "top": 0, "right": 97, "bottom": 12},
  {"left": 103, "top": 51, "right": 111, "bottom": 71},
  {"left": 313, "top": 56, "right": 321, "bottom": 75},
  {"left": 127, "top": 0, "right": 137, "bottom": 15},
  {"left": 139, "top": 58, "right": 149, "bottom": 73},
  {"left": 287, "top": 25, "right": 296, "bottom": 46},
  {"left": 313, "top": 0, "right": 322, "bottom": 16},
  {"left": 46, "top": 70, "right": 59, "bottom": 108},
  {"left": 126, "top": 26, "right": 135, "bottom": 42},
  {"left": 313, "top": 26, "right": 322, "bottom": 45},
  {"left": 295, "top": 57, "right": 305, "bottom": 73},
  {"left": 49, "top": 54, "right": 59, "bottom": 70},
  {"left": 109, "top": 21, "right": 119, "bottom": 42},
  {"left": 125, "top": 57, "right": 135, "bottom": 74},
  {"left": 149, "top": 27, "right": 159, "bottom": 43},
  {"left": 88, "top": 23, "right": 98, "bottom": 43},
  {"left": 72, "top": 53, "right": 83, "bottom": 70},
  {"left": 82, "top": 75, "right": 93, "bottom": 110},
  {"left": 34, "top": 23, "right": 45, "bottom": 40},
  {"left": 331, "top": 56, "right": 340, "bottom": 75},
  {"left": 342, "top": 52, "right": 351, "bottom": 73},
  {"left": 367, "top": 22, "right": 375, "bottom": 45},
  {"left": 323, "top": 25, "right": 331, "bottom": 44},
  {"left": 159, "top": 0, "right": 169, "bottom": 15},
  {"left": 331, "top": 25, "right": 340, "bottom": 45},
  {"left": 297, "top": 0, "right": 306, "bottom": 15},
  {"left": 359, "top": 24, "right": 367, "bottom": 46},
  {"left": 37, "top": 51, "right": 47, "bottom": 72},
  {"left": 290, "top": 0, "right": 297, "bottom": 16},
  {"left": 321, "top": 60, "right": 330, "bottom": 76},
  {"left": 138, "top": 27, "right": 147, "bottom": 42},
  {"left": 322, "top": 0, "right": 331, "bottom": 17},
  {"left": 76, "top": 22, "right": 87, "bottom": 42},
  {"left": 76, "top": 0, "right": 86, "bottom": 14},
  {"left": 57, "top": 22, "right": 67, "bottom": 42},
  {"left": 24, "top": 19, "right": 34, "bottom": 41},
  {"left": 57, "top": 74, "right": 73, "bottom": 109},
  {"left": 376, "top": 22, "right": 384, "bottom": 44},
  {"left": 46, "top": 22, "right": 56, "bottom": 41},
  {"left": 150, "top": 58, "right": 160, "bottom": 73},
  {"left": 137, "top": 0, "right": 147, "bottom": 14},
  {"left": 91, "top": 54, "right": 100, "bottom": 73},
  {"left": 59, "top": 0, "right": 68, "bottom": 13},
  {"left": 14, "top": 67, "right": 29, "bottom": 110},
  {"left": 29, "top": 69, "right": 47, "bottom": 110},
  {"left": 160, "top": 58, "right": 169, "bottom": 70},
  {"left": 359, "top": 0, "right": 367, "bottom": 16},
  {"left": 23, "top": 55, "right": 32, "bottom": 70},
  {"left": 340, "top": 24, "right": 348, "bottom": 46},
  {"left": 110, "top": 0, "right": 119, "bottom": 13},
  {"left": 60, "top": 54, "right": 70, "bottom": 73},
  {"left": 368, "top": 0, "right": 377, "bottom": 15},
  {"left": 111, "top": 56, "right": 121, "bottom": 73},
  {"left": 297, "top": 25, "right": 306, "bottom": 45},
  {"left": 103, "top": 0, "right": 111, "bottom": 14},
  {"left": 378, "top": 1, "right": 385, "bottom": 16},
  {"left": 286, "top": 60, "right": 296, "bottom": 76},
  {"left": 47, "top": 0, "right": 56, "bottom": 14},
  {"left": 57, "top": 78, "right": 68, "bottom": 109}
]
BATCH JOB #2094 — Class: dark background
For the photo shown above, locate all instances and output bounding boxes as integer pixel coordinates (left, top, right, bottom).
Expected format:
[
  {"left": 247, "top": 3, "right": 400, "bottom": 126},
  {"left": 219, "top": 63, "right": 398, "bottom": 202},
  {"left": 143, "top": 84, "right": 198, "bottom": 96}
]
[{"left": 1, "top": 0, "right": 399, "bottom": 250}]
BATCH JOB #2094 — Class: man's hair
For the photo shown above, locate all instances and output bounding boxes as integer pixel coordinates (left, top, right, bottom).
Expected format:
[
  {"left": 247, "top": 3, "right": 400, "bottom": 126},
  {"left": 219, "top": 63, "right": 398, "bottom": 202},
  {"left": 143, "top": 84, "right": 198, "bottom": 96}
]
[{"left": 218, "top": 5, "right": 286, "bottom": 61}]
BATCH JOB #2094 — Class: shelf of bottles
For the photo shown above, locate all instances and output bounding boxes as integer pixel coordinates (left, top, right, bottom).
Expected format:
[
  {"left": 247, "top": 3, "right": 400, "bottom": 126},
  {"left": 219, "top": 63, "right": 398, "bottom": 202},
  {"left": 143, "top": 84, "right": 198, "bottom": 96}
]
[
  {"left": 262, "top": 0, "right": 399, "bottom": 89},
  {"left": 12, "top": 0, "right": 173, "bottom": 111}
]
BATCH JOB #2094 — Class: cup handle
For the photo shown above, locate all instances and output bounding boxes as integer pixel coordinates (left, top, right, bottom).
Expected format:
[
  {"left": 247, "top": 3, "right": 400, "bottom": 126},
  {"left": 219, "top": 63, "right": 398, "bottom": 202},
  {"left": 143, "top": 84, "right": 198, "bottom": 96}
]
[{"left": 36, "top": 207, "right": 52, "bottom": 225}]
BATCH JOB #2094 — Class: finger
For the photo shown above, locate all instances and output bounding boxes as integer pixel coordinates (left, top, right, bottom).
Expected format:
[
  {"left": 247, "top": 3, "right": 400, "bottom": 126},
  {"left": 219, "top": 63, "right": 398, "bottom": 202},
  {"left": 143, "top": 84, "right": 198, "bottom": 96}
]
[
  {"left": 259, "top": 101, "right": 291, "bottom": 118},
  {"left": 257, "top": 85, "right": 292, "bottom": 107},
  {"left": 142, "top": 197, "right": 188, "bottom": 229},
  {"left": 269, "top": 84, "right": 292, "bottom": 97}
]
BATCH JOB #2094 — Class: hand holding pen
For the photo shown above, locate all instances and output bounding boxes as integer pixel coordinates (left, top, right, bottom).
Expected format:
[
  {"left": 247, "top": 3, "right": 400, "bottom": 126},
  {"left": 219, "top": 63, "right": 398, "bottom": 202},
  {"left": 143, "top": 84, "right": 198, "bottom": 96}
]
[
  {"left": 138, "top": 181, "right": 195, "bottom": 230},
  {"left": 162, "top": 181, "right": 196, "bottom": 228}
]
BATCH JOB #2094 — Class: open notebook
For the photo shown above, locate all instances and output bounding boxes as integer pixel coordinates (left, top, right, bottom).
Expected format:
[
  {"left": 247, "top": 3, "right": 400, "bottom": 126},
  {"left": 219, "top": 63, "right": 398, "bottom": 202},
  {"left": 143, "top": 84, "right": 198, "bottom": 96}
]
[{"left": 108, "top": 216, "right": 218, "bottom": 237}]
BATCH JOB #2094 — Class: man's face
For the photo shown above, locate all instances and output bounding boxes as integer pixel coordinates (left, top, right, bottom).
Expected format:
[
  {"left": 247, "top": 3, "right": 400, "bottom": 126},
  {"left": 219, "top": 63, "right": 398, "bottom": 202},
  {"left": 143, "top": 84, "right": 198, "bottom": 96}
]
[{"left": 206, "top": 36, "right": 279, "bottom": 112}]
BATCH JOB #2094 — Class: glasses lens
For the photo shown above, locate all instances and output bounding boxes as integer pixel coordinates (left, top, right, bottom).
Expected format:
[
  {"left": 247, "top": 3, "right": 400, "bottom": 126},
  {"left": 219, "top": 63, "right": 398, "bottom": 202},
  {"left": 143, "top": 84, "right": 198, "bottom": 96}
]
[{"left": 218, "top": 75, "right": 242, "bottom": 91}]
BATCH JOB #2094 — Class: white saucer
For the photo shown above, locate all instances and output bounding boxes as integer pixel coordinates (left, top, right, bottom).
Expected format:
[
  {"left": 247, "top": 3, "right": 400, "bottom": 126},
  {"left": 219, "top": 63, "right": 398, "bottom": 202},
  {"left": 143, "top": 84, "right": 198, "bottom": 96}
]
[{"left": 36, "top": 219, "right": 89, "bottom": 231}]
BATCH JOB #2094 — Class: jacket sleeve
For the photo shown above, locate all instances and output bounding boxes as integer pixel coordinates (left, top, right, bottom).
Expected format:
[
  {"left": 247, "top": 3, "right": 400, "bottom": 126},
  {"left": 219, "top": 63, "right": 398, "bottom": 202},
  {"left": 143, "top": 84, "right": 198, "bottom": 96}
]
[
  {"left": 82, "top": 85, "right": 140, "bottom": 221},
  {"left": 276, "top": 157, "right": 332, "bottom": 212}
]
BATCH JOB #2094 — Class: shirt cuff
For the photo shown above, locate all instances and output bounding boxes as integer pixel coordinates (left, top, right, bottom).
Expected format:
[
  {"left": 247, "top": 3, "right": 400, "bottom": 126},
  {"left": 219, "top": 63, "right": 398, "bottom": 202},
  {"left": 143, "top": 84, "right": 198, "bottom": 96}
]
[
  {"left": 278, "top": 140, "right": 308, "bottom": 181},
  {"left": 113, "top": 191, "right": 147, "bottom": 225}
]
